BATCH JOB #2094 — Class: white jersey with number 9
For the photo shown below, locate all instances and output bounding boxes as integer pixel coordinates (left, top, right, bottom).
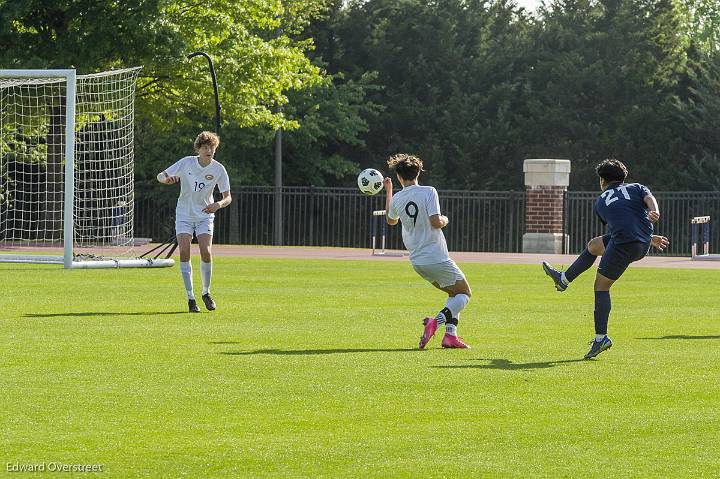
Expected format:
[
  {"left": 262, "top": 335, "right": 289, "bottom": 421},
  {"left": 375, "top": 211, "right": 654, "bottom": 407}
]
[{"left": 387, "top": 184, "right": 450, "bottom": 265}]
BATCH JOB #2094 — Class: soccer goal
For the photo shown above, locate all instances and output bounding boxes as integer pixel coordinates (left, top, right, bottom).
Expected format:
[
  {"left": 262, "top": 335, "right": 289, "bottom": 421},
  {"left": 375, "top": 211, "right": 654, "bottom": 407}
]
[{"left": 0, "top": 68, "right": 173, "bottom": 268}]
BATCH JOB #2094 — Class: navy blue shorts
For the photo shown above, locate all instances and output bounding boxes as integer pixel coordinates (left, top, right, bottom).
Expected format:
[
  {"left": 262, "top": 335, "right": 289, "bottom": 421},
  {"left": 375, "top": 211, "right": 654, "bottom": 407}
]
[{"left": 598, "top": 235, "right": 650, "bottom": 281}]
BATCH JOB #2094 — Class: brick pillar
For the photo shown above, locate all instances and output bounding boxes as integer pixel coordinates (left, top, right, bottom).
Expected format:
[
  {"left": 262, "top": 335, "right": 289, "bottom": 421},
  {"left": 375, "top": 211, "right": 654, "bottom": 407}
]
[{"left": 522, "top": 159, "right": 571, "bottom": 254}]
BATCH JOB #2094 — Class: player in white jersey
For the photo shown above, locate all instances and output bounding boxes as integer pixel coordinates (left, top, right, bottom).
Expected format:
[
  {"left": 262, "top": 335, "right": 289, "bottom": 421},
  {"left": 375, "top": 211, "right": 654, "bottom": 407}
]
[
  {"left": 157, "top": 131, "right": 232, "bottom": 313},
  {"left": 384, "top": 154, "right": 471, "bottom": 349}
]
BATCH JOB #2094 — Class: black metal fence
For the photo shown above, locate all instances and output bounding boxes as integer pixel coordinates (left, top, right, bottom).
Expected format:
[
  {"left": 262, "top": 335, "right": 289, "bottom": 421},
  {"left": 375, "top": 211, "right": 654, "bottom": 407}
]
[
  {"left": 135, "top": 187, "right": 525, "bottom": 253},
  {"left": 135, "top": 187, "right": 720, "bottom": 257},
  {"left": 566, "top": 191, "right": 720, "bottom": 256}
]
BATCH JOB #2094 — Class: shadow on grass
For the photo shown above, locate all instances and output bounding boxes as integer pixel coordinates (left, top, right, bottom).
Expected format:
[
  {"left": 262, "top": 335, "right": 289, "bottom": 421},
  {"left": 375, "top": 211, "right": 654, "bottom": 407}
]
[
  {"left": 433, "top": 358, "right": 588, "bottom": 371},
  {"left": 636, "top": 335, "right": 720, "bottom": 340},
  {"left": 220, "top": 348, "right": 418, "bottom": 356},
  {"left": 24, "top": 311, "right": 189, "bottom": 318}
]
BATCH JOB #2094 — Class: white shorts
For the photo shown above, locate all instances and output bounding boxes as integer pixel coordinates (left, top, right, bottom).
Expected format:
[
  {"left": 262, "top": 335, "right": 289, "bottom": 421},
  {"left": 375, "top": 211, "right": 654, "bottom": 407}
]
[
  {"left": 176, "top": 218, "right": 214, "bottom": 237},
  {"left": 412, "top": 260, "right": 466, "bottom": 288}
]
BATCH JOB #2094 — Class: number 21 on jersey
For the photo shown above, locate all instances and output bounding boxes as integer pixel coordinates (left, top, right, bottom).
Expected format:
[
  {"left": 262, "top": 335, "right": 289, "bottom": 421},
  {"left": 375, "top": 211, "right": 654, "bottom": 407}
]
[{"left": 601, "top": 185, "right": 630, "bottom": 206}]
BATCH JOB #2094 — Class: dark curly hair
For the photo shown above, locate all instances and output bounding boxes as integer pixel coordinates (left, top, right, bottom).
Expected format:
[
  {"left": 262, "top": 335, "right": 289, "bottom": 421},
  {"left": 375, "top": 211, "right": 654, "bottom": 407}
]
[
  {"left": 387, "top": 153, "right": 424, "bottom": 181},
  {"left": 596, "top": 159, "right": 628, "bottom": 183}
]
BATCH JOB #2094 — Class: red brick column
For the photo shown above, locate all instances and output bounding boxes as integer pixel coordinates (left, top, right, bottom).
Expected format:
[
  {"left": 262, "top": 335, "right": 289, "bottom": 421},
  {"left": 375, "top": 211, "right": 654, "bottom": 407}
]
[
  {"left": 525, "top": 185, "right": 565, "bottom": 234},
  {"left": 522, "top": 159, "right": 571, "bottom": 253}
]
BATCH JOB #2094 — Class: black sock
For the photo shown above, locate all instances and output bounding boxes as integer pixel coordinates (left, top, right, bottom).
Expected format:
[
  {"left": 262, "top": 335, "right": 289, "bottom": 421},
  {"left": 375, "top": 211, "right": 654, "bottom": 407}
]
[
  {"left": 594, "top": 291, "right": 611, "bottom": 336},
  {"left": 436, "top": 307, "right": 452, "bottom": 325},
  {"left": 566, "top": 248, "right": 597, "bottom": 282}
]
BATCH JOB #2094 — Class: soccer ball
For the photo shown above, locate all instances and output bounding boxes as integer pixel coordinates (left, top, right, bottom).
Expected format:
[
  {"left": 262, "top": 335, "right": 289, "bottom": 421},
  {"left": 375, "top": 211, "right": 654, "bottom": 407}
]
[{"left": 357, "top": 168, "right": 384, "bottom": 195}]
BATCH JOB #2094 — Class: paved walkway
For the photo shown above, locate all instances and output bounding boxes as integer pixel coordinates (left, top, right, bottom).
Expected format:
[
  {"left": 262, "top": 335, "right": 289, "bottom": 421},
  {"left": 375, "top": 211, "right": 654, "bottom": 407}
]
[
  {"left": 2, "top": 244, "right": 718, "bottom": 269},
  {"left": 205, "top": 245, "right": 720, "bottom": 269}
]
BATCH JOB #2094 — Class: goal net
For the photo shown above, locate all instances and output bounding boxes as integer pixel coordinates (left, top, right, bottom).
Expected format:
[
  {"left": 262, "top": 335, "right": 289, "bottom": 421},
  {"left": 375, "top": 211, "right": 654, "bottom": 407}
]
[{"left": 0, "top": 68, "right": 173, "bottom": 268}]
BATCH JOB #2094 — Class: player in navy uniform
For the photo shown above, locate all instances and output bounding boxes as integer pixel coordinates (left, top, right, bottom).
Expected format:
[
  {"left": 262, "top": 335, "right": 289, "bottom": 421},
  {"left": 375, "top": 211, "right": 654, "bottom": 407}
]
[{"left": 542, "top": 159, "right": 669, "bottom": 358}]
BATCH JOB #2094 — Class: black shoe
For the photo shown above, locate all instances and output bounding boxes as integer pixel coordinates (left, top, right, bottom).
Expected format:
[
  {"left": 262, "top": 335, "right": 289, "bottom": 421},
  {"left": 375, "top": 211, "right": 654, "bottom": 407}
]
[
  {"left": 542, "top": 261, "right": 568, "bottom": 292},
  {"left": 584, "top": 336, "right": 613, "bottom": 359},
  {"left": 201, "top": 293, "right": 216, "bottom": 311},
  {"left": 188, "top": 299, "right": 200, "bottom": 313}
]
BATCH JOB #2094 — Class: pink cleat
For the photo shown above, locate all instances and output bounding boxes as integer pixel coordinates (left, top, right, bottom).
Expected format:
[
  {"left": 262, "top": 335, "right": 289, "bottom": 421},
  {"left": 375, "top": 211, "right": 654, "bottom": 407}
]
[
  {"left": 441, "top": 334, "right": 471, "bottom": 349},
  {"left": 419, "top": 317, "right": 438, "bottom": 349}
]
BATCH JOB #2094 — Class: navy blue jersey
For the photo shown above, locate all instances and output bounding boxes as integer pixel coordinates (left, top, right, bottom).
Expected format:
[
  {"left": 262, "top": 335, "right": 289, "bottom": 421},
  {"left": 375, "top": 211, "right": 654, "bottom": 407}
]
[{"left": 593, "top": 182, "right": 653, "bottom": 244}]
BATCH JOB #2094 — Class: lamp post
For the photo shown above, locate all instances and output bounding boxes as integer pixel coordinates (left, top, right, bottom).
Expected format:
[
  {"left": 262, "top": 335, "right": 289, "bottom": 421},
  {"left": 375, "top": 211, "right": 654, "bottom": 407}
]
[
  {"left": 273, "top": 125, "right": 283, "bottom": 245},
  {"left": 187, "top": 51, "right": 240, "bottom": 243},
  {"left": 187, "top": 51, "right": 221, "bottom": 134}
]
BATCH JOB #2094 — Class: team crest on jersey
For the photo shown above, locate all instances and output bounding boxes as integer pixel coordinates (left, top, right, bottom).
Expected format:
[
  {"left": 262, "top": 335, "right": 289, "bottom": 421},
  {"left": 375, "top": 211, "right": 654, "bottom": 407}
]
[{"left": 204, "top": 174, "right": 214, "bottom": 181}]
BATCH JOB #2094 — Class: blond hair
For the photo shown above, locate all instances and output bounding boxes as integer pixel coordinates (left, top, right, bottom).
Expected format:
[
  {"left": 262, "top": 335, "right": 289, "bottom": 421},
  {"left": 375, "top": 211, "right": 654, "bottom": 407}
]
[{"left": 194, "top": 131, "right": 220, "bottom": 151}]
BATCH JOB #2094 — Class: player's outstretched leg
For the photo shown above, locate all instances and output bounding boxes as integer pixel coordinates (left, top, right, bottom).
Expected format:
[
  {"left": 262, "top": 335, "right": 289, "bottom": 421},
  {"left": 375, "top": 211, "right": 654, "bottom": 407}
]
[
  {"left": 542, "top": 261, "right": 568, "bottom": 291},
  {"left": 543, "top": 237, "right": 605, "bottom": 292},
  {"left": 188, "top": 299, "right": 200, "bottom": 313}
]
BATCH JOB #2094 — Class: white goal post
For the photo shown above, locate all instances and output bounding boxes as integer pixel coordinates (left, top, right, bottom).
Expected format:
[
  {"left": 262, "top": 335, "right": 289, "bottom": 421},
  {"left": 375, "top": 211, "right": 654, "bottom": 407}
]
[{"left": 0, "top": 68, "right": 173, "bottom": 268}]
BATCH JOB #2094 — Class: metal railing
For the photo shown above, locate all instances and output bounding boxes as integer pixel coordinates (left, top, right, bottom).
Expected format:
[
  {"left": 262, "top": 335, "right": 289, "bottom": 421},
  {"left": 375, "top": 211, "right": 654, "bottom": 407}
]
[
  {"left": 566, "top": 191, "right": 720, "bottom": 256},
  {"left": 135, "top": 186, "right": 525, "bottom": 253},
  {"left": 135, "top": 186, "right": 720, "bottom": 256}
]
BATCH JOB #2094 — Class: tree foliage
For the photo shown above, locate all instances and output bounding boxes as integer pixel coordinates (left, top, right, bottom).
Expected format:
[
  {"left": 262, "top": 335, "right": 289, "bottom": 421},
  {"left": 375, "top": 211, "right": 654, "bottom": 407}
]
[
  {"left": 0, "top": 0, "right": 327, "bottom": 129},
  {"left": 1, "top": 0, "right": 719, "bottom": 191}
]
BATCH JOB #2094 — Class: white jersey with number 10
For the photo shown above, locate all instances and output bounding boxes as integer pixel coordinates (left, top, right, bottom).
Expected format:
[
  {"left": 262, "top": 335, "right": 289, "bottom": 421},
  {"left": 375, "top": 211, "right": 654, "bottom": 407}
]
[
  {"left": 164, "top": 156, "right": 230, "bottom": 222},
  {"left": 387, "top": 184, "right": 450, "bottom": 265}
]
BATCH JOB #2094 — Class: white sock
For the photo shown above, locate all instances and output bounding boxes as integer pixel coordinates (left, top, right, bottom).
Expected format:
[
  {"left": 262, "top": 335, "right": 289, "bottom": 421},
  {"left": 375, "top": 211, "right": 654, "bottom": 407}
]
[
  {"left": 180, "top": 261, "right": 194, "bottom": 300},
  {"left": 446, "top": 294, "right": 469, "bottom": 318},
  {"left": 595, "top": 334, "right": 606, "bottom": 342},
  {"left": 445, "top": 294, "right": 469, "bottom": 336},
  {"left": 200, "top": 261, "right": 212, "bottom": 295}
]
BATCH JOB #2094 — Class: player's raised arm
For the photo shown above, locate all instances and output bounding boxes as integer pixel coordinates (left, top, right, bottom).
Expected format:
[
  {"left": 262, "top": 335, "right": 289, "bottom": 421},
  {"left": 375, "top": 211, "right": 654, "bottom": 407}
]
[
  {"left": 427, "top": 186, "right": 448, "bottom": 228},
  {"left": 384, "top": 177, "right": 398, "bottom": 225},
  {"left": 644, "top": 194, "right": 660, "bottom": 223}
]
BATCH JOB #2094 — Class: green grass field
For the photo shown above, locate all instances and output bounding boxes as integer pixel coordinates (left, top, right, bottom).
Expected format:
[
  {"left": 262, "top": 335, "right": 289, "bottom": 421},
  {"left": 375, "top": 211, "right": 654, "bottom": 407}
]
[{"left": 1, "top": 257, "right": 719, "bottom": 478}]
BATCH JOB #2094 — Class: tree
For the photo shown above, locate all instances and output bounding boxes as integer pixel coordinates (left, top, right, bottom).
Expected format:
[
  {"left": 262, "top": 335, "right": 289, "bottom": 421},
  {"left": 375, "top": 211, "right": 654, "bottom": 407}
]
[
  {"left": 281, "top": 72, "right": 383, "bottom": 186},
  {"left": 0, "top": 0, "right": 328, "bottom": 129},
  {"left": 333, "top": 0, "right": 534, "bottom": 189},
  {"left": 520, "top": 0, "right": 691, "bottom": 189},
  {"left": 675, "top": 55, "right": 720, "bottom": 190},
  {"left": 676, "top": 0, "right": 720, "bottom": 56},
  {"left": 0, "top": 0, "right": 332, "bottom": 190}
]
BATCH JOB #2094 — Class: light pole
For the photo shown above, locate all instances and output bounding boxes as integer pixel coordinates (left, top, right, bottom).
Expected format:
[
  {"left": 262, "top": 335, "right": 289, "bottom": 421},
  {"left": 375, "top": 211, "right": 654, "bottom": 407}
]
[
  {"left": 187, "top": 51, "right": 221, "bottom": 134},
  {"left": 273, "top": 125, "right": 283, "bottom": 246},
  {"left": 187, "top": 51, "right": 239, "bottom": 243}
]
